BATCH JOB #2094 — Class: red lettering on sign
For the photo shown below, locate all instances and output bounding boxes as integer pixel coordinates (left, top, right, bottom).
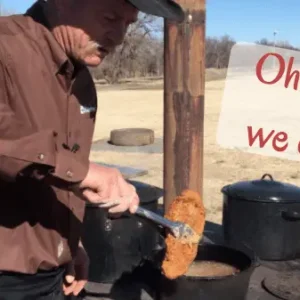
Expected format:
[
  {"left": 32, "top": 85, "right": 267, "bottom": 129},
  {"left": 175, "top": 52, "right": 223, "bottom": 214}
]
[
  {"left": 256, "top": 53, "right": 300, "bottom": 90},
  {"left": 256, "top": 53, "right": 285, "bottom": 85},
  {"left": 247, "top": 126, "right": 288, "bottom": 152}
]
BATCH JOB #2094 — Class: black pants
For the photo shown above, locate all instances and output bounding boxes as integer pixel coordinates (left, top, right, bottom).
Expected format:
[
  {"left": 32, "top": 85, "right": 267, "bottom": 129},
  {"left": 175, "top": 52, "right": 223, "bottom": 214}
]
[{"left": 0, "top": 266, "right": 77, "bottom": 300}]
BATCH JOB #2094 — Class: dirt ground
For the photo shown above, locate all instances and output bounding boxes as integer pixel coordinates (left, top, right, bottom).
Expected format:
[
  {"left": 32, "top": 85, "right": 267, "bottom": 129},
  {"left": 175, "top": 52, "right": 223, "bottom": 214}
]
[{"left": 89, "top": 73, "right": 300, "bottom": 224}]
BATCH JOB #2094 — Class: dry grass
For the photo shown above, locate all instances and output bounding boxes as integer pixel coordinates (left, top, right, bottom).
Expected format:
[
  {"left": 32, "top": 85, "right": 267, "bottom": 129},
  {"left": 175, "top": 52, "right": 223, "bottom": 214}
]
[
  {"left": 93, "top": 68, "right": 227, "bottom": 91},
  {"left": 90, "top": 69, "right": 300, "bottom": 224}
]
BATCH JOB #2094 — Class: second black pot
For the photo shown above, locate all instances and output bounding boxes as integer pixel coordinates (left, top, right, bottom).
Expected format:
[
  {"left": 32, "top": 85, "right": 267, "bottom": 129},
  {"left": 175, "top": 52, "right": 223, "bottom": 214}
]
[
  {"left": 222, "top": 173, "right": 300, "bottom": 261},
  {"left": 81, "top": 180, "right": 164, "bottom": 283}
]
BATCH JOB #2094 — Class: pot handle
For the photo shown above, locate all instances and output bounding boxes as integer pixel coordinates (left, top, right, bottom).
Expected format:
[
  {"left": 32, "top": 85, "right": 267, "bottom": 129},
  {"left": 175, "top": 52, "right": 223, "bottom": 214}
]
[
  {"left": 281, "top": 210, "right": 300, "bottom": 221},
  {"left": 261, "top": 174, "right": 274, "bottom": 181}
]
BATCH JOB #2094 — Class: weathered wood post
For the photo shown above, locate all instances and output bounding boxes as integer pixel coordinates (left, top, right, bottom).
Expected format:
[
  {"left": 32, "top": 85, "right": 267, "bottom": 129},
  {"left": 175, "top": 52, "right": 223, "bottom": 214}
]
[{"left": 163, "top": 0, "right": 206, "bottom": 210}]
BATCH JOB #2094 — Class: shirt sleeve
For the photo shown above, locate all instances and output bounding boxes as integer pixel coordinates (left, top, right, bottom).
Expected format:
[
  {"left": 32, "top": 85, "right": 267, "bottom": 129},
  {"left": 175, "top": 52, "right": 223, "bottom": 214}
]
[{"left": 0, "top": 58, "right": 88, "bottom": 183}]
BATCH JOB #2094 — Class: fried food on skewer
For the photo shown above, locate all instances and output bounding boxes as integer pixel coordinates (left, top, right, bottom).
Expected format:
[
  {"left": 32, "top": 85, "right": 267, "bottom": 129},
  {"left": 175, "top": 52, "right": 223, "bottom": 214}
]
[{"left": 161, "top": 189, "right": 206, "bottom": 279}]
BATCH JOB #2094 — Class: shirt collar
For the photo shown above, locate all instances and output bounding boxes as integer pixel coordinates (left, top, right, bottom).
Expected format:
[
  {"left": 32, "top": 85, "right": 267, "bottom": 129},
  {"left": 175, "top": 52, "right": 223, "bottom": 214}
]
[{"left": 24, "top": 0, "right": 74, "bottom": 76}]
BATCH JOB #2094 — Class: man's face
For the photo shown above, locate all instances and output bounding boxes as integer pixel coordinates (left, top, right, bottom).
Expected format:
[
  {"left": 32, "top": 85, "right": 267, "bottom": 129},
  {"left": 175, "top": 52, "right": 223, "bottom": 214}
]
[{"left": 51, "top": 0, "right": 139, "bottom": 66}]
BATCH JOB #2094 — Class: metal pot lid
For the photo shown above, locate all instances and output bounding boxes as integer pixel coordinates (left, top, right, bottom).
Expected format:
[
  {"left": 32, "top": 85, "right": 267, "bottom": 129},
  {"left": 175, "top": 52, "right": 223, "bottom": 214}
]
[
  {"left": 221, "top": 173, "right": 300, "bottom": 203},
  {"left": 86, "top": 180, "right": 164, "bottom": 207},
  {"left": 262, "top": 271, "right": 300, "bottom": 300},
  {"left": 129, "top": 180, "right": 164, "bottom": 203}
]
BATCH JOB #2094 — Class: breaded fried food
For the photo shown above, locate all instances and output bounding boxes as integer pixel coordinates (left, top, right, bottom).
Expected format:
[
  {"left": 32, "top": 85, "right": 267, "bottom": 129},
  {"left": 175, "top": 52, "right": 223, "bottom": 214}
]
[{"left": 161, "top": 189, "right": 206, "bottom": 279}]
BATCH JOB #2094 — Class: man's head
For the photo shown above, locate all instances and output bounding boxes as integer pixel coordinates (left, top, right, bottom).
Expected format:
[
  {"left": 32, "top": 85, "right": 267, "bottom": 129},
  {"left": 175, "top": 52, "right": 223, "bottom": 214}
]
[{"left": 43, "top": 0, "right": 183, "bottom": 67}]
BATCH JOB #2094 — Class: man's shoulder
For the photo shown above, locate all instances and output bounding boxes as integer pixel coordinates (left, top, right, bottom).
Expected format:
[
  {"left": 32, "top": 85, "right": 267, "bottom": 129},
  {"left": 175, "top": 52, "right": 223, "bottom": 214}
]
[
  {"left": 0, "top": 14, "right": 46, "bottom": 56},
  {"left": 0, "top": 14, "right": 42, "bottom": 39}
]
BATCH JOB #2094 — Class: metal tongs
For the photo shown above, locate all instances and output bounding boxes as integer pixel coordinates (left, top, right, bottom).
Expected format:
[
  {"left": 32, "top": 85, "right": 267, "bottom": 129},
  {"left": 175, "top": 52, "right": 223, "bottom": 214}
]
[{"left": 135, "top": 206, "right": 201, "bottom": 244}]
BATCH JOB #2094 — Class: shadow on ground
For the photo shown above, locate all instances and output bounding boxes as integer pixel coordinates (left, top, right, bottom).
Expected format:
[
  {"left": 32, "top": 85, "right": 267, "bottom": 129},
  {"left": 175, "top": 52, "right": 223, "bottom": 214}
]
[{"left": 92, "top": 138, "right": 163, "bottom": 154}]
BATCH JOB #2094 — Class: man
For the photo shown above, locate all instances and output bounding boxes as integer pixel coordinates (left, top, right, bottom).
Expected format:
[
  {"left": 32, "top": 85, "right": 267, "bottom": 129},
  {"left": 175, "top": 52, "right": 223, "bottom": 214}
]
[{"left": 0, "top": 0, "right": 184, "bottom": 299}]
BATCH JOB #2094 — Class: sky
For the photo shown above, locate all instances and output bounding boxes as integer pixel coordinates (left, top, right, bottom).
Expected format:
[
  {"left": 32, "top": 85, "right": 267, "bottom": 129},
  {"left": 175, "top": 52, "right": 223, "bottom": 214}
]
[{"left": 2, "top": 0, "right": 300, "bottom": 47}]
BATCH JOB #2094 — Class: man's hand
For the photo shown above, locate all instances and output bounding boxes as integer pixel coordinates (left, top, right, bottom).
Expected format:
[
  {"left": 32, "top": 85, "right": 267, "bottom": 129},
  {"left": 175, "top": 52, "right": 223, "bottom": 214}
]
[
  {"left": 74, "top": 163, "right": 139, "bottom": 215},
  {"left": 63, "top": 243, "right": 89, "bottom": 297}
]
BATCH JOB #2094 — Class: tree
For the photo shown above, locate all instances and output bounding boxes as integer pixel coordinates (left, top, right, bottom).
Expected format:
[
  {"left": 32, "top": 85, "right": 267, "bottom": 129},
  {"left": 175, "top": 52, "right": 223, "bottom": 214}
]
[
  {"left": 256, "top": 38, "right": 300, "bottom": 51},
  {"left": 89, "top": 13, "right": 163, "bottom": 83},
  {"left": 206, "top": 35, "right": 236, "bottom": 68}
]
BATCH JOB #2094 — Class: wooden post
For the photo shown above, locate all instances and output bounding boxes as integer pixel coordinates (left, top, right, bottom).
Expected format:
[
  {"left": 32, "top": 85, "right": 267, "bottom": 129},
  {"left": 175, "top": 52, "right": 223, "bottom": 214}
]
[{"left": 163, "top": 0, "right": 206, "bottom": 211}]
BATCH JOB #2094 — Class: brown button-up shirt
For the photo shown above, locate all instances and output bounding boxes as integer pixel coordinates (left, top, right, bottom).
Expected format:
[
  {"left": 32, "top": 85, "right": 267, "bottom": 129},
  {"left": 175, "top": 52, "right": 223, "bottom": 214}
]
[{"left": 0, "top": 2, "right": 97, "bottom": 274}]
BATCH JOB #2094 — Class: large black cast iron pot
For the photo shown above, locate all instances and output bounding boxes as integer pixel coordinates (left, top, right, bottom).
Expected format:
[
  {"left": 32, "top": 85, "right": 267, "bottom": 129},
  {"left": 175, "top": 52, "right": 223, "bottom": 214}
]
[
  {"left": 222, "top": 173, "right": 300, "bottom": 261},
  {"left": 81, "top": 180, "right": 164, "bottom": 283},
  {"left": 156, "top": 244, "right": 257, "bottom": 300}
]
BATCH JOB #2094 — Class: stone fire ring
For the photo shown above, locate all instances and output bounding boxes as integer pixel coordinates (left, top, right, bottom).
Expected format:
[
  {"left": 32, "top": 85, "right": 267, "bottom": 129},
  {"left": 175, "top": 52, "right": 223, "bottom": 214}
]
[{"left": 109, "top": 128, "right": 155, "bottom": 146}]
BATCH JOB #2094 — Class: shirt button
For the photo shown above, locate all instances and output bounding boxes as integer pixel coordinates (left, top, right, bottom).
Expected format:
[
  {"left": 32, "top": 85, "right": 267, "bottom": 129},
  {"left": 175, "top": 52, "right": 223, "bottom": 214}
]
[
  {"left": 66, "top": 170, "right": 73, "bottom": 178},
  {"left": 38, "top": 153, "right": 45, "bottom": 160}
]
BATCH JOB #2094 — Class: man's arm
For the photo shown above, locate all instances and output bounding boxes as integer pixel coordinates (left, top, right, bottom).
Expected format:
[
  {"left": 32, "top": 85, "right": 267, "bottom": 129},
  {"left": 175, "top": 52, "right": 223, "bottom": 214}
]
[{"left": 0, "top": 59, "right": 88, "bottom": 183}]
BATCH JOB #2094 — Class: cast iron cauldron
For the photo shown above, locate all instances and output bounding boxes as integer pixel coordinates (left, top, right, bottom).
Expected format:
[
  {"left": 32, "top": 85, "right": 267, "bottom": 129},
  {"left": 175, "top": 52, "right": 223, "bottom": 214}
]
[
  {"left": 156, "top": 244, "right": 257, "bottom": 300},
  {"left": 222, "top": 173, "right": 300, "bottom": 261},
  {"left": 81, "top": 180, "right": 164, "bottom": 283}
]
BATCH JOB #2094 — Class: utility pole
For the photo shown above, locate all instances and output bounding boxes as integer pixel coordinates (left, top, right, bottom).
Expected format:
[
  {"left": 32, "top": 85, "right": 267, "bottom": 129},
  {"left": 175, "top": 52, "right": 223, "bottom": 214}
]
[
  {"left": 273, "top": 30, "right": 278, "bottom": 68},
  {"left": 163, "top": 0, "right": 206, "bottom": 210}
]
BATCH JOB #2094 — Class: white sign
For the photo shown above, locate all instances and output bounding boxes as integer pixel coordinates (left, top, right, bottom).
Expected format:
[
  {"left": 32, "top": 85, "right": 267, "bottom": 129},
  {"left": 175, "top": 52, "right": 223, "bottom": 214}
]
[{"left": 216, "top": 43, "right": 300, "bottom": 161}]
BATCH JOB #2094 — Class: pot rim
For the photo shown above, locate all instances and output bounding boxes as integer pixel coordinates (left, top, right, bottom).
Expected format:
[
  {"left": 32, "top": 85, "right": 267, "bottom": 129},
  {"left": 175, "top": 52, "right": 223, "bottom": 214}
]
[
  {"left": 160, "top": 243, "right": 258, "bottom": 281},
  {"left": 182, "top": 271, "right": 241, "bottom": 281}
]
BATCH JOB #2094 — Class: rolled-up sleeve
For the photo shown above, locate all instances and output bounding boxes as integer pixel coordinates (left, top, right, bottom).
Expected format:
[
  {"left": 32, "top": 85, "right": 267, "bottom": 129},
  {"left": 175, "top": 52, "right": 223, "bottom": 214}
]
[
  {"left": 0, "top": 130, "right": 89, "bottom": 182},
  {"left": 0, "top": 59, "right": 88, "bottom": 183}
]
